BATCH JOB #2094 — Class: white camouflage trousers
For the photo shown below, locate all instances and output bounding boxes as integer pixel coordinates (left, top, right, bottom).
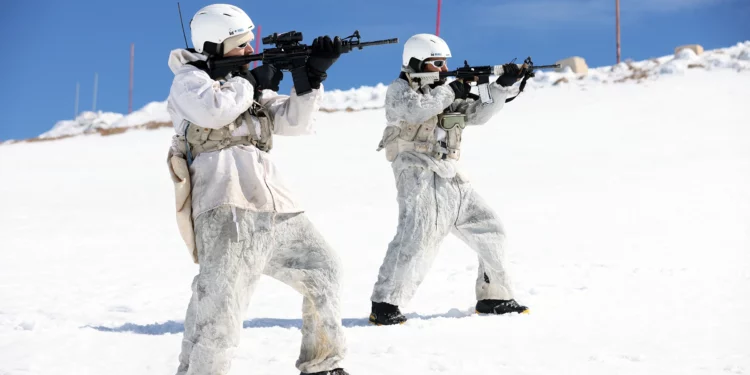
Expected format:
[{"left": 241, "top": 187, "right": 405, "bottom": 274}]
[
  {"left": 177, "top": 206, "right": 346, "bottom": 375},
  {"left": 371, "top": 166, "right": 515, "bottom": 307}
]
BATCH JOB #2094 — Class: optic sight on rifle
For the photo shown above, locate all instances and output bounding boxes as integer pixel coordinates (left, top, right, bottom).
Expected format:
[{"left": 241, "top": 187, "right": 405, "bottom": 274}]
[{"left": 262, "top": 31, "right": 304, "bottom": 46}]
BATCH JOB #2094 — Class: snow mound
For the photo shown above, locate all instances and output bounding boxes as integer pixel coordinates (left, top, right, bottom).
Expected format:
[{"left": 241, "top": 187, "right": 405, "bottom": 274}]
[
  {"left": 319, "top": 83, "right": 388, "bottom": 112},
  {"left": 111, "top": 101, "right": 170, "bottom": 129},
  {"left": 529, "top": 41, "right": 750, "bottom": 87},
  {"left": 39, "top": 111, "right": 124, "bottom": 139},
  {"left": 34, "top": 41, "right": 750, "bottom": 139}
]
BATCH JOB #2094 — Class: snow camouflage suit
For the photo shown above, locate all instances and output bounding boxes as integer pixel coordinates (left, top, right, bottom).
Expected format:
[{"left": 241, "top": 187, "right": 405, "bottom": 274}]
[
  {"left": 372, "top": 71, "right": 520, "bottom": 307},
  {"left": 167, "top": 49, "right": 346, "bottom": 375}
]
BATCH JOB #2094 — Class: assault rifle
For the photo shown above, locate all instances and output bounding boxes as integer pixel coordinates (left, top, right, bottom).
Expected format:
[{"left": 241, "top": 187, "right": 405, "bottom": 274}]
[
  {"left": 410, "top": 57, "right": 560, "bottom": 104},
  {"left": 202, "top": 30, "right": 398, "bottom": 94}
]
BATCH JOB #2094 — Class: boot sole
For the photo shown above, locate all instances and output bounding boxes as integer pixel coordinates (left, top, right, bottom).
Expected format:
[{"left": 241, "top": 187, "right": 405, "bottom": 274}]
[
  {"left": 475, "top": 309, "right": 530, "bottom": 315},
  {"left": 369, "top": 313, "right": 407, "bottom": 326},
  {"left": 368, "top": 320, "right": 406, "bottom": 326}
]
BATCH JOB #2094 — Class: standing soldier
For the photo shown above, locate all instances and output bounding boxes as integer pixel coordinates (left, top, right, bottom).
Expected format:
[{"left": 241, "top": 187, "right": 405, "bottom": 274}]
[
  {"left": 166, "top": 4, "right": 349, "bottom": 374},
  {"left": 369, "top": 33, "right": 530, "bottom": 326}
]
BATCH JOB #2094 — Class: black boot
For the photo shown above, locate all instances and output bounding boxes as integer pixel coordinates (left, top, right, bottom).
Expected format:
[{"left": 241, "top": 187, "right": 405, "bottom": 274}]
[
  {"left": 476, "top": 299, "right": 529, "bottom": 315},
  {"left": 369, "top": 301, "right": 407, "bottom": 325},
  {"left": 301, "top": 368, "right": 349, "bottom": 375}
]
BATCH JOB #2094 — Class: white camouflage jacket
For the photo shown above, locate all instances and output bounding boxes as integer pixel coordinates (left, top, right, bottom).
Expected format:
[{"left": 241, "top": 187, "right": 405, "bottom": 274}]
[
  {"left": 167, "top": 49, "right": 323, "bottom": 219},
  {"left": 384, "top": 69, "right": 519, "bottom": 180}
]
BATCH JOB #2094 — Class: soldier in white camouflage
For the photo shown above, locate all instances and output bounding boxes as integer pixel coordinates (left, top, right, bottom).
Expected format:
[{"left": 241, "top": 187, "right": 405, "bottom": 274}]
[{"left": 370, "top": 33, "right": 530, "bottom": 326}]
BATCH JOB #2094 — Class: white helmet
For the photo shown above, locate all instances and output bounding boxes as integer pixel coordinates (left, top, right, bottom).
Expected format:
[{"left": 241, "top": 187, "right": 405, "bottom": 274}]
[
  {"left": 190, "top": 4, "right": 255, "bottom": 55},
  {"left": 402, "top": 33, "right": 452, "bottom": 68}
]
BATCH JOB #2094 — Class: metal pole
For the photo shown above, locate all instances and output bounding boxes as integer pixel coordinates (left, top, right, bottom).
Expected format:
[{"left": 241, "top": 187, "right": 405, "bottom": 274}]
[
  {"left": 253, "top": 25, "right": 262, "bottom": 68},
  {"left": 129, "top": 43, "right": 134, "bottom": 114},
  {"left": 75, "top": 82, "right": 80, "bottom": 118},
  {"left": 616, "top": 0, "right": 621, "bottom": 64},
  {"left": 436, "top": 0, "right": 442, "bottom": 36},
  {"left": 92, "top": 72, "right": 98, "bottom": 111}
]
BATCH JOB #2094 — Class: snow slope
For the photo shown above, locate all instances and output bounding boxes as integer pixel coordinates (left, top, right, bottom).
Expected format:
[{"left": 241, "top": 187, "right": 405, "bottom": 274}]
[
  {"left": 34, "top": 41, "right": 750, "bottom": 140},
  {"left": 1, "top": 58, "right": 749, "bottom": 374}
]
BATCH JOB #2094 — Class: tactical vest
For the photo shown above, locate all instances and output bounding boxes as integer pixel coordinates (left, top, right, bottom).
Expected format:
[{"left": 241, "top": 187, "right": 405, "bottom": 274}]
[
  {"left": 377, "top": 74, "right": 467, "bottom": 162},
  {"left": 377, "top": 113, "right": 465, "bottom": 162},
  {"left": 177, "top": 101, "right": 274, "bottom": 162}
]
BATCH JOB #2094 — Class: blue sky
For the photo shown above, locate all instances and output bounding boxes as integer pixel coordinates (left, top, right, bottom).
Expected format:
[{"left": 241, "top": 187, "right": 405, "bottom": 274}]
[{"left": 1, "top": 0, "right": 748, "bottom": 140}]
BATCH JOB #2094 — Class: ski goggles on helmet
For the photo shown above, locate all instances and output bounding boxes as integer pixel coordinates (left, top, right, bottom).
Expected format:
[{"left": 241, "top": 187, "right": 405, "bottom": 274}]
[{"left": 423, "top": 60, "right": 446, "bottom": 68}]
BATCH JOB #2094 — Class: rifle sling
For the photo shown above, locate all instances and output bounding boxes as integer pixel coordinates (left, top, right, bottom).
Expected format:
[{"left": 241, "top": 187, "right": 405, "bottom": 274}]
[{"left": 505, "top": 71, "right": 533, "bottom": 103}]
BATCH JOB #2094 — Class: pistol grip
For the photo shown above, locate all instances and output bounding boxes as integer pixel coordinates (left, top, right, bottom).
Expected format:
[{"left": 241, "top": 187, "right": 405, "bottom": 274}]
[{"left": 291, "top": 66, "right": 312, "bottom": 95}]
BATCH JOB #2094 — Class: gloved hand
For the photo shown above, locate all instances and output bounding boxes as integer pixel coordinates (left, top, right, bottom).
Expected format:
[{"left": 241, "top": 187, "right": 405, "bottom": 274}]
[
  {"left": 496, "top": 63, "right": 522, "bottom": 87},
  {"left": 306, "top": 35, "right": 343, "bottom": 89},
  {"left": 238, "top": 64, "right": 283, "bottom": 92},
  {"left": 448, "top": 79, "right": 472, "bottom": 100}
]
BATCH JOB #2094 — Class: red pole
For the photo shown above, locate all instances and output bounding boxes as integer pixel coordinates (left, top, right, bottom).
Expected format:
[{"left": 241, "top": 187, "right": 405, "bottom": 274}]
[
  {"left": 253, "top": 25, "right": 262, "bottom": 68},
  {"left": 129, "top": 43, "right": 134, "bottom": 114},
  {"left": 436, "top": 0, "right": 442, "bottom": 36},
  {"left": 616, "top": 0, "right": 621, "bottom": 64}
]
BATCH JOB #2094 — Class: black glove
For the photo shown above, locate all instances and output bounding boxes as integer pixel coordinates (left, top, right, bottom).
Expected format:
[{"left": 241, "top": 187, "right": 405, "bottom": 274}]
[
  {"left": 306, "top": 35, "right": 343, "bottom": 89},
  {"left": 496, "top": 63, "right": 522, "bottom": 87},
  {"left": 448, "top": 79, "right": 472, "bottom": 100},
  {"left": 238, "top": 64, "right": 283, "bottom": 92}
]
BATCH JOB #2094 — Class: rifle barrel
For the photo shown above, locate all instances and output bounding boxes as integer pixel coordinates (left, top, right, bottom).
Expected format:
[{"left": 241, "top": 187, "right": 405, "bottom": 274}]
[
  {"left": 534, "top": 64, "right": 561, "bottom": 69},
  {"left": 349, "top": 38, "right": 399, "bottom": 50}
]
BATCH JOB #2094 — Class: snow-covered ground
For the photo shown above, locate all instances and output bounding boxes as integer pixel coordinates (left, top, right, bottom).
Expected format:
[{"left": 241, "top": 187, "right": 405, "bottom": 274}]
[{"left": 1, "top": 49, "right": 749, "bottom": 374}]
